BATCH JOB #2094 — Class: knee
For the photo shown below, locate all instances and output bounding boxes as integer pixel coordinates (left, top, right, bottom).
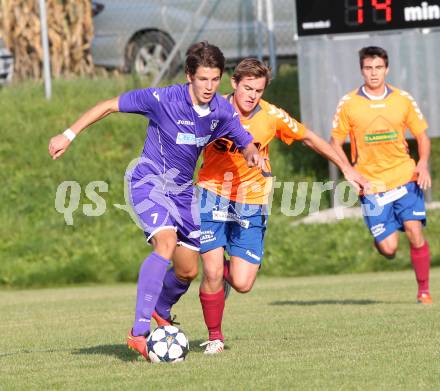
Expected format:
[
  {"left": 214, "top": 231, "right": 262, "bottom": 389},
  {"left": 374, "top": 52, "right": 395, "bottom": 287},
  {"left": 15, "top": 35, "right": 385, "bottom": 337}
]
[
  {"left": 201, "top": 265, "right": 223, "bottom": 292},
  {"left": 203, "top": 269, "right": 223, "bottom": 285},
  {"left": 230, "top": 277, "right": 253, "bottom": 294},
  {"left": 407, "top": 233, "right": 425, "bottom": 249},
  {"left": 377, "top": 243, "right": 397, "bottom": 259},
  {"left": 404, "top": 222, "right": 424, "bottom": 248},
  {"left": 235, "top": 285, "right": 252, "bottom": 294},
  {"left": 153, "top": 238, "right": 177, "bottom": 259},
  {"left": 175, "top": 267, "right": 198, "bottom": 282}
]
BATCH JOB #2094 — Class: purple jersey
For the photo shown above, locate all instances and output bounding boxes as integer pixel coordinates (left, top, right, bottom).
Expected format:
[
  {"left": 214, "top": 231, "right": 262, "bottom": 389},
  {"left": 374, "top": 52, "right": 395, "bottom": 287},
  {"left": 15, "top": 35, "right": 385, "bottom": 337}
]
[{"left": 119, "top": 83, "right": 253, "bottom": 186}]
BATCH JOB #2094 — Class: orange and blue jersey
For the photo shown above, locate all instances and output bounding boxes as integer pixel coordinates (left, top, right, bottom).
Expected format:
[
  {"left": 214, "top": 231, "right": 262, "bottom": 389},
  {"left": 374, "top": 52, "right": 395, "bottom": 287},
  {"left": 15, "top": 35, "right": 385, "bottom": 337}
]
[
  {"left": 197, "top": 98, "right": 307, "bottom": 204},
  {"left": 331, "top": 85, "right": 428, "bottom": 193}
]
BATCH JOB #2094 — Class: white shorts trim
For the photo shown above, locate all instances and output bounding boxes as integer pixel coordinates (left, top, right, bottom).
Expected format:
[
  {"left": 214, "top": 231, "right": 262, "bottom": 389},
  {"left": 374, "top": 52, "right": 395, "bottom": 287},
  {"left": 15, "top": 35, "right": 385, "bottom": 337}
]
[
  {"left": 146, "top": 226, "right": 177, "bottom": 243},
  {"left": 177, "top": 241, "right": 200, "bottom": 252}
]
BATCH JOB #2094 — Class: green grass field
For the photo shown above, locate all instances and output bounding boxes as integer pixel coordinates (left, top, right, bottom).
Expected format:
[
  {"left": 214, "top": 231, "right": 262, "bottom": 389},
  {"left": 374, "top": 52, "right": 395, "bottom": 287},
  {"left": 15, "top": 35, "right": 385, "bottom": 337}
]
[{"left": 1, "top": 270, "right": 440, "bottom": 391}]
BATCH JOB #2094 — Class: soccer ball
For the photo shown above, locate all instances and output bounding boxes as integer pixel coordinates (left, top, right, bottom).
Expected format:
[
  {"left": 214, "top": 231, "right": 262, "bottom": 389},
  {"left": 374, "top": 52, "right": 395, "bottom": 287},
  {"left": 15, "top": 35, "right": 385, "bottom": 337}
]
[{"left": 147, "top": 325, "right": 189, "bottom": 363}]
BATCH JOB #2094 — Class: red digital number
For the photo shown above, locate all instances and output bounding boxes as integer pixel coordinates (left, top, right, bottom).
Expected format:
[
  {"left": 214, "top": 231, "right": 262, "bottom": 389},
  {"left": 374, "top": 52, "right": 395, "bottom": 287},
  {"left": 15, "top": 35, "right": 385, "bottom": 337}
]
[
  {"left": 345, "top": 0, "right": 392, "bottom": 27},
  {"left": 358, "top": 0, "right": 364, "bottom": 24},
  {"left": 371, "top": 0, "right": 392, "bottom": 23},
  {"left": 345, "top": 0, "right": 364, "bottom": 26}
]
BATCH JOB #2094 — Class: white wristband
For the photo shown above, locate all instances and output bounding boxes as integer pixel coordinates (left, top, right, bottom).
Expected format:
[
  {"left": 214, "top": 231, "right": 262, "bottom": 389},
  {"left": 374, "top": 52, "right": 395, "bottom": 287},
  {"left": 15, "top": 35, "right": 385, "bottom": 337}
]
[{"left": 63, "top": 128, "right": 76, "bottom": 141}]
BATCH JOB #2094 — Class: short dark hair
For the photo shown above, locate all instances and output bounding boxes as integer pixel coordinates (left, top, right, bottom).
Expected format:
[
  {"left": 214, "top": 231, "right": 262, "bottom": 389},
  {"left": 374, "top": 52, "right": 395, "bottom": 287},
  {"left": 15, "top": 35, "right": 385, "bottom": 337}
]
[
  {"left": 359, "top": 46, "right": 389, "bottom": 68},
  {"left": 185, "top": 41, "right": 225, "bottom": 76},
  {"left": 232, "top": 58, "right": 272, "bottom": 87}
]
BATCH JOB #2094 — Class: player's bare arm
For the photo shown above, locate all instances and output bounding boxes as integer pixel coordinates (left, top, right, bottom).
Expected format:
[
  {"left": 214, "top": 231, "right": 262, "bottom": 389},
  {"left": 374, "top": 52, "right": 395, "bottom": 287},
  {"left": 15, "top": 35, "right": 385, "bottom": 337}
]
[
  {"left": 329, "top": 135, "right": 369, "bottom": 191},
  {"left": 48, "top": 97, "right": 119, "bottom": 160},
  {"left": 303, "top": 129, "right": 368, "bottom": 191},
  {"left": 414, "top": 130, "right": 431, "bottom": 190},
  {"left": 330, "top": 136, "right": 352, "bottom": 167}
]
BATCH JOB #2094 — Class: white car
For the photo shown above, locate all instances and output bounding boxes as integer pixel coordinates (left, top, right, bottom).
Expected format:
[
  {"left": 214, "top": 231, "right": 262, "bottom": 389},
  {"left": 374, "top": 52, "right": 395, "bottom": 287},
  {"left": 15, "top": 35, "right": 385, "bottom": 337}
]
[
  {"left": 91, "top": 0, "right": 297, "bottom": 78},
  {"left": 0, "top": 38, "right": 13, "bottom": 84}
]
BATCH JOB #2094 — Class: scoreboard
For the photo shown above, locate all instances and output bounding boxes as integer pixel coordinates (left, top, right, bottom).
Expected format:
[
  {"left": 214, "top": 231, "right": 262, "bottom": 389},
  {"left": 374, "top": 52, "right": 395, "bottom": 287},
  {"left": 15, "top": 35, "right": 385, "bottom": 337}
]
[{"left": 296, "top": 0, "right": 440, "bottom": 36}]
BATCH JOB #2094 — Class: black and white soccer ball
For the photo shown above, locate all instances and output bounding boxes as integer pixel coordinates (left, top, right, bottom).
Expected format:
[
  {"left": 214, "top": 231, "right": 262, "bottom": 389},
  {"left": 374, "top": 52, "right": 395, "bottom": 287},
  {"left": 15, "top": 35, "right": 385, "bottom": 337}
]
[{"left": 147, "top": 325, "right": 189, "bottom": 363}]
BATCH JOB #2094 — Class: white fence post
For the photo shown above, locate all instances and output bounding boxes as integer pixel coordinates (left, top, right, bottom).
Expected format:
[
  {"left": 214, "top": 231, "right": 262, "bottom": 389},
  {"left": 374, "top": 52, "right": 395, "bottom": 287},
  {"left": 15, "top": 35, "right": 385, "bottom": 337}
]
[{"left": 39, "top": 0, "right": 52, "bottom": 99}]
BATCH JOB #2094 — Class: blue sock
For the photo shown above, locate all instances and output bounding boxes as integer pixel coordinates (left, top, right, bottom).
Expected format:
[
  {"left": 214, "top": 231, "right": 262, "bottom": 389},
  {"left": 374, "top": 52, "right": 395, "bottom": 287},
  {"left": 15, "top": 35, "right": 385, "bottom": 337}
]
[
  {"left": 132, "top": 252, "right": 170, "bottom": 336},
  {"left": 155, "top": 267, "right": 191, "bottom": 320}
]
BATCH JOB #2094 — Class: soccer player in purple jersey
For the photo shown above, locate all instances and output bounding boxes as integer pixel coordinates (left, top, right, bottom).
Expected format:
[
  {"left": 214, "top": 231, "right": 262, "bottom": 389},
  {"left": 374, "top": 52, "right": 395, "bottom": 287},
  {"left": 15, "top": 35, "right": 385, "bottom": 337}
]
[{"left": 48, "top": 41, "right": 263, "bottom": 360}]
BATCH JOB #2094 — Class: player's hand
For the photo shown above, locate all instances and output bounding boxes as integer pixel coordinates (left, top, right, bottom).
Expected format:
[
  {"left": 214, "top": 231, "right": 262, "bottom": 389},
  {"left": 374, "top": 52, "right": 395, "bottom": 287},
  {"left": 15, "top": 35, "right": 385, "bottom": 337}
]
[
  {"left": 246, "top": 153, "right": 266, "bottom": 169},
  {"left": 414, "top": 161, "right": 431, "bottom": 190},
  {"left": 242, "top": 142, "right": 265, "bottom": 168},
  {"left": 48, "top": 134, "right": 71, "bottom": 160},
  {"left": 341, "top": 164, "right": 370, "bottom": 193}
]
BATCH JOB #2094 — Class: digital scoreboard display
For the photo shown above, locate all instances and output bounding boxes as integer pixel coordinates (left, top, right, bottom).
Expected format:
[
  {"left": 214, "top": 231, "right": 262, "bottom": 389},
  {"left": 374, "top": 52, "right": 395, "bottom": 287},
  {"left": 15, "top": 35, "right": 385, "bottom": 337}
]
[{"left": 296, "top": 1, "right": 440, "bottom": 36}]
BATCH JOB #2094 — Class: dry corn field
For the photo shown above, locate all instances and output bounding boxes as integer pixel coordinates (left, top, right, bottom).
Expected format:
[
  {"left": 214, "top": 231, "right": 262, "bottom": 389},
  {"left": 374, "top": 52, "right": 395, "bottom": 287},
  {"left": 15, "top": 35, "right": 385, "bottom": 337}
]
[{"left": 0, "top": 0, "right": 94, "bottom": 80}]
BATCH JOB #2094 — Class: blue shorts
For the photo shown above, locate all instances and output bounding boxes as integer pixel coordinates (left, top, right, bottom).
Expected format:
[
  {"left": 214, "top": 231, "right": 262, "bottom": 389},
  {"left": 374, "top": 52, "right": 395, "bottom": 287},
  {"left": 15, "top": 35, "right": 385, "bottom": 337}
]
[
  {"left": 198, "top": 188, "right": 267, "bottom": 264},
  {"left": 360, "top": 182, "right": 426, "bottom": 243}
]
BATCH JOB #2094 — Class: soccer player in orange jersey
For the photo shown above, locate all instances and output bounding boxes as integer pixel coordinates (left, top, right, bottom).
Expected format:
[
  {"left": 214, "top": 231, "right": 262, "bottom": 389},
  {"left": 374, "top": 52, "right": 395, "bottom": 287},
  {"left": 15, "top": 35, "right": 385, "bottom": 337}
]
[
  {"left": 192, "top": 58, "right": 368, "bottom": 354},
  {"left": 330, "top": 46, "right": 432, "bottom": 305}
]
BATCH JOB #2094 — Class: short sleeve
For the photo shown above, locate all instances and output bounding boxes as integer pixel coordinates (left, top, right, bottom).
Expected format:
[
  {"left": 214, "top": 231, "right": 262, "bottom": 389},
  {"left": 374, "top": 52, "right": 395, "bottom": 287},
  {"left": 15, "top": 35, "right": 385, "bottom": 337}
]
[
  {"left": 214, "top": 110, "right": 253, "bottom": 149},
  {"left": 267, "top": 105, "right": 306, "bottom": 144},
  {"left": 118, "top": 88, "right": 161, "bottom": 121},
  {"left": 404, "top": 93, "right": 428, "bottom": 137},
  {"left": 331, "top": 96, "right": 351, "bottom": 142}
]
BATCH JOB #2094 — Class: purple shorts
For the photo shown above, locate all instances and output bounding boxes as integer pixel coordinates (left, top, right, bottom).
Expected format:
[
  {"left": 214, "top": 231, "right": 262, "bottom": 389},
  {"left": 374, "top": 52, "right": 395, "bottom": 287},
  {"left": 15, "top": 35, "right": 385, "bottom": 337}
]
[{"left": 128, "top": 177, "right": 200, "bottom": 251}]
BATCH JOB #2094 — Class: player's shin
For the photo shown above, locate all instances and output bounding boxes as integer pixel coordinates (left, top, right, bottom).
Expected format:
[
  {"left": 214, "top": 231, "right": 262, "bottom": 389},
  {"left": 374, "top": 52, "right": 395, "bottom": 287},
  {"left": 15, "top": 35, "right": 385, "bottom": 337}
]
[
  {"left": 132, "top": 252, "right": 170, "bottom": 336},
  {"left": 410, "top": 241, "right": 431, "bottom": 297},
  {"left": 199, "top": 288, "right": 225, "bottom": 342},
  {"left": 155, "top": 267, "right": 191, "bottom": 321}
]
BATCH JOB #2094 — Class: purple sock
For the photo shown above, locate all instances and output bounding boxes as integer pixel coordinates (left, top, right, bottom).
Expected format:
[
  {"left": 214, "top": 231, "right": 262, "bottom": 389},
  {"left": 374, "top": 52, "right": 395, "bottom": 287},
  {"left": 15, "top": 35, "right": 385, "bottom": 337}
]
[
  {"left": 155, "top": 267, "right": 191, "bottom": 320},
  {"left": 132, "top": 252, "right": 170, "bottom": 336}
]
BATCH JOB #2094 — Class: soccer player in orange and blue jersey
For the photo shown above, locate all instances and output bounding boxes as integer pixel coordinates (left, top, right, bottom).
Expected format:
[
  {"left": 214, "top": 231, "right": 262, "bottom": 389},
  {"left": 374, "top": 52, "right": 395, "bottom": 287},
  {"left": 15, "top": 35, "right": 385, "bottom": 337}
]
[
  {"left": 330, "top": 46, "right": 432, "bottom": 304},
  {"left": 194, "top": 58, "right": 368, "bottom": 354}
]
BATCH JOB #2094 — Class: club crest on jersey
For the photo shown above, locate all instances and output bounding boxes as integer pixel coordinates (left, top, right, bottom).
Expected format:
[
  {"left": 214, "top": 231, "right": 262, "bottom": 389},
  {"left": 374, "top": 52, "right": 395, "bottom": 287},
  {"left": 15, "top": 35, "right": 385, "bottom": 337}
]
[{"left": 210, "top": 119, "right": 219, "bottom": 131}]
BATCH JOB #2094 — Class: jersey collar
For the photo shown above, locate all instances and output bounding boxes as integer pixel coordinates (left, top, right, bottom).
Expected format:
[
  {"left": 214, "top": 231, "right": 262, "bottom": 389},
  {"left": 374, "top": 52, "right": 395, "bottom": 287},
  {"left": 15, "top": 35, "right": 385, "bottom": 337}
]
[{"left": 357, "top": 84, "right": 393, "bottom": 100}]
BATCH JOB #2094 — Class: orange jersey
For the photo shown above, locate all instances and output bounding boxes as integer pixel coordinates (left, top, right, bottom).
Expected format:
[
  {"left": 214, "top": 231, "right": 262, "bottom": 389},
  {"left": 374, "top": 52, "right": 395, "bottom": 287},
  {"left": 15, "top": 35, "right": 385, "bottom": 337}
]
[
  {"left": 197, "top": 98, "right": 307, "bottom": 204},
  {"left": 331, "top": 85, "right": 428, "bottom": 193}
]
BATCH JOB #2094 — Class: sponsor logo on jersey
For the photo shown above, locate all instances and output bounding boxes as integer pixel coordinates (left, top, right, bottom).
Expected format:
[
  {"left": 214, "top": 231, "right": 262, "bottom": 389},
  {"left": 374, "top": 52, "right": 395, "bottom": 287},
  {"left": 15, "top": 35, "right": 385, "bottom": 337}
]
[
  {"left": 177, "top": 119, "right": 195, "bottom": 126},
  {"left": 153, "top": 91, "right": 160, "bottom": 101},
  {"left": 200, "top": 230, "right": 217, "bottom": 244},
  {"left": 212, "top": 210, "right": 250, "bottom": 229},
  {"left": 176, "top": 133, "right": 211, "bottom": 147},
  {"left": 375, "top": 186, "right": 408, "bottom": 206},
  {"left": 364, "top": 131, "right": 398, "bottom": 143}
]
